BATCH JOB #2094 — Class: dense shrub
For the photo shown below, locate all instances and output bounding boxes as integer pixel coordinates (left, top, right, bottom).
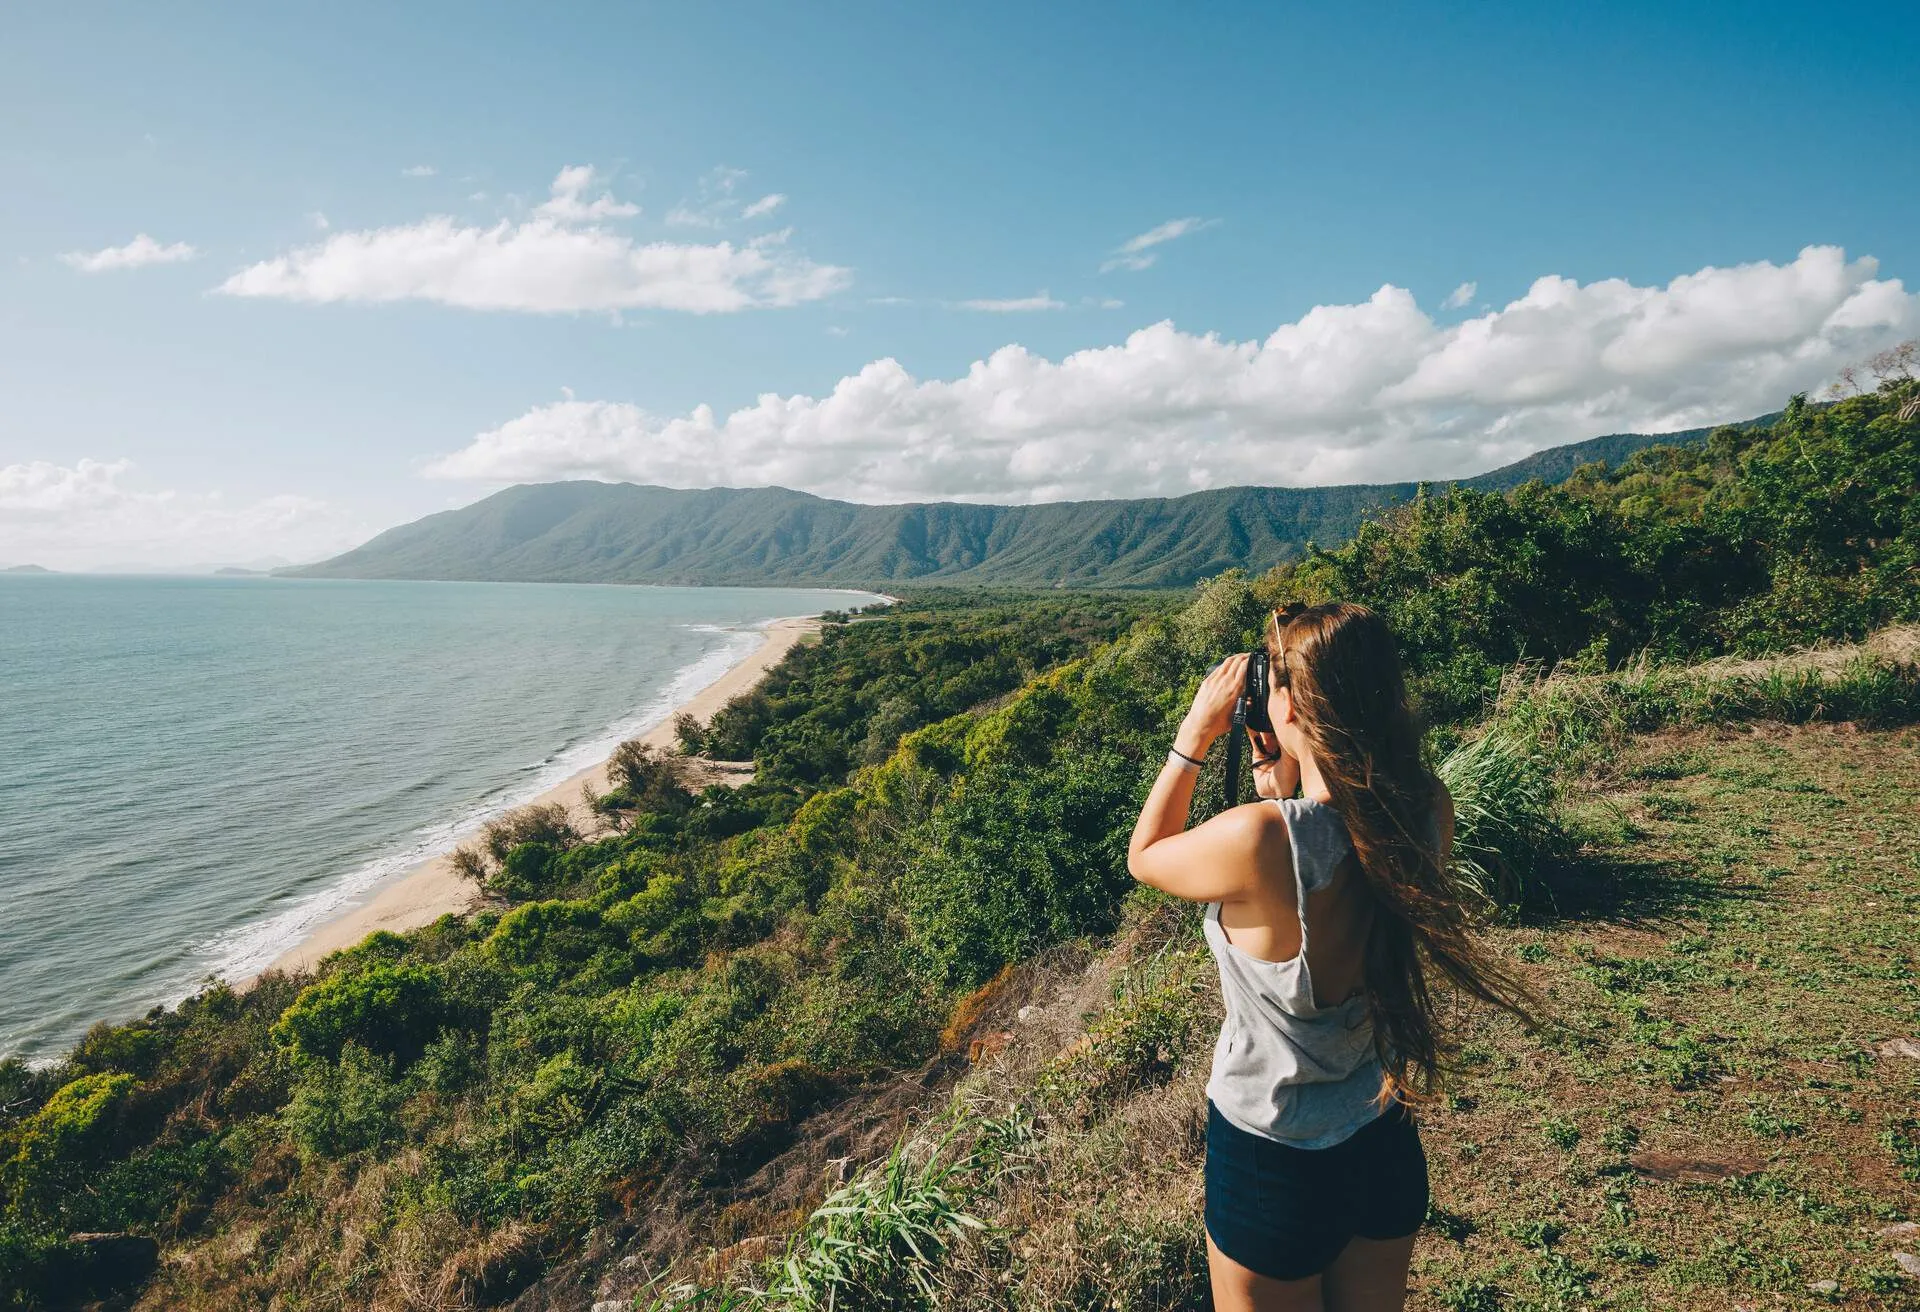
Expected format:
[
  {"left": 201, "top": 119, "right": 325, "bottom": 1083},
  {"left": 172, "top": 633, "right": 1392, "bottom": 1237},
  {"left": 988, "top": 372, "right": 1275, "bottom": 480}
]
[
  {"left": 270, "top": 962, "right": 452, "bottom": 1064},
  {"left": 903, "top": 751, "right": 1138, "bottom": 988},
  {"left": 1264, "top": 385, "right": 1919, "bottom": 720},
  {"left": 280, "top": 1043, "right": 404, "bottom": 1158},
  {"left": 1, "top": 1072, "right": 135, "bottom": 1221}
]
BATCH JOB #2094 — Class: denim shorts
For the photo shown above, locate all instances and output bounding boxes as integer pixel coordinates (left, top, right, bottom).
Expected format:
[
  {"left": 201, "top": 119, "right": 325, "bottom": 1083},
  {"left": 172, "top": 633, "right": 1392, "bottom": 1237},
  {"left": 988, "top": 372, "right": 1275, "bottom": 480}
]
[{"left": 1204, "top": 1098, "right": 1429, "bottom": 1280}]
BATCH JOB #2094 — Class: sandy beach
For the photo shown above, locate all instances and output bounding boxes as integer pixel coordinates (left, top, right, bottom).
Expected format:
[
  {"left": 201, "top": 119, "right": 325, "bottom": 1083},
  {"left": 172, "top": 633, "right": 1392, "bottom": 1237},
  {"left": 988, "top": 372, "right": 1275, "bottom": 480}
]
[{"left": 255, "top": 614, "right": 820, "bottom": 979}]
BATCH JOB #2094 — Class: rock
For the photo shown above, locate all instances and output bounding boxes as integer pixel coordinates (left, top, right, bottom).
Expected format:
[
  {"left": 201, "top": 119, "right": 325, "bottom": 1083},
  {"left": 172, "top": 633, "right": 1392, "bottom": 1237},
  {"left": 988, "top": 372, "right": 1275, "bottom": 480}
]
[
  {"left": 1877, "top": 1037, "right": 1920, "bottom": 1060},
  {"left": 1017, "top": 1005, "right": 1035, "bottom": 1021},
  {"left": 1808, "top": 1279, "right": 1839, "bottom": 1295},
  {"left": 1895, "top": 1252, "right": 1920, "bottom": 1277},
  {"left": 1879, "top": 1221, "right": 1920, "bottom": 1238},
  {"left": 593, "top": 1302, "right": 629, "bottom": 1312}
]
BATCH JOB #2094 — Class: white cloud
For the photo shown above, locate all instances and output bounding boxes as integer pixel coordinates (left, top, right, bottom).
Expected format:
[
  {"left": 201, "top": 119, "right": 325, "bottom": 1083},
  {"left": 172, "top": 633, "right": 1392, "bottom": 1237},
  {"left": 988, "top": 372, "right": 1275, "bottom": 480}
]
[
  {"left": 60, "top": 234, "right": 199, "bottom": 273},
  {"left": 0, "top": 459, "right": 365, "bottom": 571},
  {"left": 309, "top": 212, "right": 331, "bottom": 231},
  {"left": 1443, "top": 280, "right": 1477, "bottom": 309},
  {"left": 534, "top": 164, "right": 639, "bottom": 222},
  {"left": 421, "top": 246, "right": 1917, "bottom": 505},
  {"left": 214, "top": 167, "right": 848, "bottom": 314},
  {"left": 1101, "top": 216, "right": 1216, "bottom": 272},
  {"left": 741, "top": 192, "right": 786, "bottom": 219},
  {"left": 402, "top": 164, "right": 436, "bottom": 177},
  {"left": 960, "top": 291, "right": 1066, "bottom": 312}
]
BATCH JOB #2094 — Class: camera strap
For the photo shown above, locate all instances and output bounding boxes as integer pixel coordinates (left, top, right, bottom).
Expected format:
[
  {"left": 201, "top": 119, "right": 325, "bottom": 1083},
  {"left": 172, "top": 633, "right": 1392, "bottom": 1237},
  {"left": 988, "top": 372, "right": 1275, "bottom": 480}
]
[{"left": 1224, "top": 692, "right": 1248, "bottom": 809}]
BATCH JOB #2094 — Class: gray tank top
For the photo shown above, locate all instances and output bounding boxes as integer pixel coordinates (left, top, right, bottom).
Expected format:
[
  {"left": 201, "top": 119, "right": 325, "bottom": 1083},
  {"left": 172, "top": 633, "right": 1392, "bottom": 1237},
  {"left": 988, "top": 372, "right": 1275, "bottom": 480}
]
[{"left": 1202, "top": 796, "right": 1385, "bottom": 1148}]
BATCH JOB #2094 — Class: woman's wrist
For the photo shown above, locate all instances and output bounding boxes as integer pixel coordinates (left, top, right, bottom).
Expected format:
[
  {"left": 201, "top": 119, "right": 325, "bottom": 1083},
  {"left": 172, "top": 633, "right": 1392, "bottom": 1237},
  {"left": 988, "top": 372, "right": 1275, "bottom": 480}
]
[{"left": 1172, "top": 721, "right": 1217, "bottom": 761}]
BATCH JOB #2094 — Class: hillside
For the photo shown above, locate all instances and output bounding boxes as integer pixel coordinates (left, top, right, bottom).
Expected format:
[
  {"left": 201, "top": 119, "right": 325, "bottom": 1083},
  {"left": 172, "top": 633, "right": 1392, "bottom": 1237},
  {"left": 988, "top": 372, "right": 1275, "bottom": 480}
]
[
  {"left": 596, "top": 708, "right": 1920, "bottom": 1310},
  {"left": 289, "top": 420, "right": 1747, "bottom": 588},
  {"left": 4, "top": 384, "right": 1914, "bottom": 1311}
]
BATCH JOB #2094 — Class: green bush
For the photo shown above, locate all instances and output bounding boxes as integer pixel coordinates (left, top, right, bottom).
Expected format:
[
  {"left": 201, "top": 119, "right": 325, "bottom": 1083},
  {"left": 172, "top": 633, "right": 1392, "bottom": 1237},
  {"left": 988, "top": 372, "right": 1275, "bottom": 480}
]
[
  {"left": 71, "top": 1020, "right": 173, "bottom": 1080},
  {"left": 271, "top": 962, "right": 452, "bottom": 1064},
  {"left": 487, "top": 899, "right": 628, "bottom": 986},
  {"left": 902, "top": 751, "right": 1137, "bottom": 988},
  {"left": 281, "top": 1043, "right": 404, "bottom": 1159},
  {"left": 1, "top": 1072, "right": 135, "bottom": 1220}
]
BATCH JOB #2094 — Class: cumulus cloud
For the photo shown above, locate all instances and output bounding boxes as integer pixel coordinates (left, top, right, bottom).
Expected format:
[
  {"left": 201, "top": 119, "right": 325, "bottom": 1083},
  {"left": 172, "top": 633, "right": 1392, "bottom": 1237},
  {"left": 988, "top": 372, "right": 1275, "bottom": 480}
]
[
  {"left": 960, "top": 291, "right": 1066, "bottom": 312},
  {"left": 741, "top": 192, "right": 786, "bottom": 219},
  {"left": 213, "top": 166, "right": 848, "bottom": 314},
  {"left": 0, "top": 458, "right": 365, "bottom": 571},
  {"left": 419, "top": 247, "right": 1917, "bottom": 505},
  {"left": 1443, "top": 280, "right": 1477, "bottom": 309},
  {"left": 61, "top": 234, "right": 199, "bottom": 273},
  {"left": 1101, "top": 216, "right": 1216, "bottom": 272}
]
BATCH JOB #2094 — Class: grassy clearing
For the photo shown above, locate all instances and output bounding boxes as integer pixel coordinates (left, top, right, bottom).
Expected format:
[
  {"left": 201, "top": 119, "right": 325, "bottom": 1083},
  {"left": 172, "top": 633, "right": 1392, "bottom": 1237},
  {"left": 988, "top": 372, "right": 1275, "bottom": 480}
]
[
  {"left": 1412, "top": 721, "right": 1920, "bottom": 1310},
  {"left": 663, "top": 720, "right": 1920, "bottom": 1310}
]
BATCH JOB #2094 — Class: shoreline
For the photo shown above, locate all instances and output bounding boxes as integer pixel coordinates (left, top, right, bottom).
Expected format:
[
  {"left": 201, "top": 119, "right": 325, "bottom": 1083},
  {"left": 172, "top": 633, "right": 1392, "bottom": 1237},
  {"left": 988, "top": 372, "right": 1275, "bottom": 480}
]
[{"left": 251, "top": 614, "right": 822, "bottom": 981}]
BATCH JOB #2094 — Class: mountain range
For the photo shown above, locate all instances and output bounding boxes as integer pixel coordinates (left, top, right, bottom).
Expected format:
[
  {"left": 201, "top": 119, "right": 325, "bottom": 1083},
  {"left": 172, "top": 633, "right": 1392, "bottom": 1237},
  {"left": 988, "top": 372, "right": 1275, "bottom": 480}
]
[{"left": 289, "top": 418, "right": 1755, "bottom": 589}]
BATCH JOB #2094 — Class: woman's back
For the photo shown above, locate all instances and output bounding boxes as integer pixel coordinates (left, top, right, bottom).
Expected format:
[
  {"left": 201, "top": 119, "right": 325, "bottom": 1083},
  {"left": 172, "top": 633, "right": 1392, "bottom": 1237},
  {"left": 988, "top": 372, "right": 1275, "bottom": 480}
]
[
  {"left": 1203, "top": 796, "right": 1384, "bottom": 1149},
  {"left": 1212, "top": 795, "right": 1373, "bottom": 1007}
]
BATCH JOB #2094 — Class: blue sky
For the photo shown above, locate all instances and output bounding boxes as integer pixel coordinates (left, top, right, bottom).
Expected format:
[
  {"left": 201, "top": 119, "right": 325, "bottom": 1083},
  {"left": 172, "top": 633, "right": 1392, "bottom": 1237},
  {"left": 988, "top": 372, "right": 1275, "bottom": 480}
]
[{"left": 3, "top": 1, "right": 1917, "bottom": 569}]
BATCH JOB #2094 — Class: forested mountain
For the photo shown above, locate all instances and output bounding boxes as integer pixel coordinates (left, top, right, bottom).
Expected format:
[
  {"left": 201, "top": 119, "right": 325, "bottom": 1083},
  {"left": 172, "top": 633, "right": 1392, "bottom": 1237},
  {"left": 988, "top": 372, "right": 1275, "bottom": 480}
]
[{"left": 289, "top": 419, "right": 1753, "bottom": 587}]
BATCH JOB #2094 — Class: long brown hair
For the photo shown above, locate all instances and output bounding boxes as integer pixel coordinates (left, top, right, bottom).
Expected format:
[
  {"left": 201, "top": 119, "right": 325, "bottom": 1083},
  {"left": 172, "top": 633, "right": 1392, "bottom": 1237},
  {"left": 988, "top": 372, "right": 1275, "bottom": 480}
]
[{"left": 1269, "top": 601, "right": 1534, "bottom": 1105}]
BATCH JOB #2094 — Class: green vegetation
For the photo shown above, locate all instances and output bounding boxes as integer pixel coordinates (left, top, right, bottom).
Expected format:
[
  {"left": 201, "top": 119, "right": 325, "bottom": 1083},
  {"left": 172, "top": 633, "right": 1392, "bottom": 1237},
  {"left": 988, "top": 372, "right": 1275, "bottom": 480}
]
[
  {"left": 288, "top": 420, "right": 1747, "bottom": 588},
  {"left": 2, "top": 374, "right": 1915, "bottom": 1310}
]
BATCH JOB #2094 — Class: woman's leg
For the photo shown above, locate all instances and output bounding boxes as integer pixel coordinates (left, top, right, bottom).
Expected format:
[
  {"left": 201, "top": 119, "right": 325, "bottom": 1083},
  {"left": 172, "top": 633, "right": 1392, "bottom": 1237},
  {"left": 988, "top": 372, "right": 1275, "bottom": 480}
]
[
  {"left": 1320, "top": 1232, "right": 1416, "bottom": 1312},
  {"left": 1207, "top": 1231, "right": 1325, "bottom": 1312}
]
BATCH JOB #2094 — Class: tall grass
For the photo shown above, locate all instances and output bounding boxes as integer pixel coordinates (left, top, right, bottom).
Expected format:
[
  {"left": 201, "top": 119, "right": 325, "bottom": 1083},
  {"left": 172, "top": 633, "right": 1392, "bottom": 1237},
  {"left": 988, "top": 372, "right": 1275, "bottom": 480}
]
[
  {"left": 1432, "top": 632, "right": 1919, "bottom": 908},
  {"left": 653, "top": 1111, "right": 1032, "bottom": 1312},
  {"left": 1492, "top": 646, "right": 1920, "bottom": 774},
  {"left": 1435, "top": 722, "right": 1565, "bottom": 908}
]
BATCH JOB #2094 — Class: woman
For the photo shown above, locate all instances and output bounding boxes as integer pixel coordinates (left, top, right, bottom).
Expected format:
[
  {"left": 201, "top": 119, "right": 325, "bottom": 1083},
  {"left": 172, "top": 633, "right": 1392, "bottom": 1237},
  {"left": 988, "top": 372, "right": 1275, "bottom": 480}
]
[{"left": 1127, "top": 602, "right": 1531, "bottom": 1312}]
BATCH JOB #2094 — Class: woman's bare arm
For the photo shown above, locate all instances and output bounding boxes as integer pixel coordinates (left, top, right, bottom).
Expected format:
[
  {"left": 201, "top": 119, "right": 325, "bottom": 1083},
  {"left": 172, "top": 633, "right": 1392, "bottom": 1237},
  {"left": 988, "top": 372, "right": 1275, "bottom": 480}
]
[{"left": 1127, "top": 654, "right": 1277, "bottom": 904}]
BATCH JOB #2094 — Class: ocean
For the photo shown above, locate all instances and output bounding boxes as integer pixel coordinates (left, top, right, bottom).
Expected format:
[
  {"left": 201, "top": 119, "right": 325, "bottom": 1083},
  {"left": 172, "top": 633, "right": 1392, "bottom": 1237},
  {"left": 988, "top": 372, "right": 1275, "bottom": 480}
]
[{"left": 0, "top": 574, "right": 878, "bottom": 1064}]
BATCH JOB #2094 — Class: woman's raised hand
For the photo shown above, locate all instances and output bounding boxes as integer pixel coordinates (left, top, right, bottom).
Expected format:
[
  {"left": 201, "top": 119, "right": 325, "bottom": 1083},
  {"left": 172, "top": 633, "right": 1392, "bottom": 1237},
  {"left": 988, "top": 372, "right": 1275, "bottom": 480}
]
[{"left": 1180, "top": 653, "right": 1250, "bottom": 744}]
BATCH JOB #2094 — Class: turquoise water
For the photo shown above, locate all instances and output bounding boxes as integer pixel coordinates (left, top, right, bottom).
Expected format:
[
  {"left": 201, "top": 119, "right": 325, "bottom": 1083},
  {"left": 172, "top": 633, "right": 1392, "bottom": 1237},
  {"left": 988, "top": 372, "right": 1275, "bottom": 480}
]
[{"left": 0, "top": 575, "right": 876, "bottom": 1063}]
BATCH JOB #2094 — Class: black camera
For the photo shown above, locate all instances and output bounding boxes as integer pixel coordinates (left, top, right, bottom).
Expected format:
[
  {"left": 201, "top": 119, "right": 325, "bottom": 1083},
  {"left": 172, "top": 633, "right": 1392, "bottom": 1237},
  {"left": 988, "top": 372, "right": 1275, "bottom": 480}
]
[
  {"left": 1222, "top": 650, "right": 1273, "bottom": 805},
  {"left": 1239, "top": 649, "right": 1273, "bottom": 735}
]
